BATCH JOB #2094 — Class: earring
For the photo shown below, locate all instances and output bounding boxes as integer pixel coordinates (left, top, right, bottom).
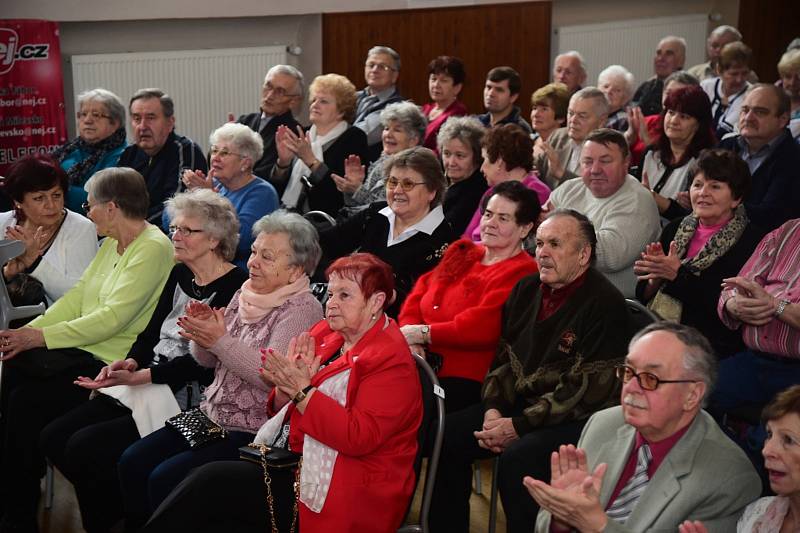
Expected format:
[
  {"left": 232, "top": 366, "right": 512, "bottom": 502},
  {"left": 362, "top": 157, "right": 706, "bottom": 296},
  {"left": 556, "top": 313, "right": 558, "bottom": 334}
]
[{"left": 371, "top": 313, "right": 376, "bottom": 320}]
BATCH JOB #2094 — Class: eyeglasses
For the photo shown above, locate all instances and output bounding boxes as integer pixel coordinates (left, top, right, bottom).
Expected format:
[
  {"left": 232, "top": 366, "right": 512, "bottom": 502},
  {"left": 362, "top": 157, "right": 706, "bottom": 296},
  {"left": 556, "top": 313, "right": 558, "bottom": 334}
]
[
  {"left": 209, "top": 146, "right": 243, "bottom": 158},
  {"left": 365, "top": 62, "right": 395, "bottom": 72},
  {"left": 615, "top": 364, "right": 699, "bottom": 391},
  {"left": 263, "top": 83, "right": 299, "bottom": 98},
  {"left": 82, "top": 200, "right": 108, "bottom": 213},
  {"left": 77, "top": 111, "right": 112, "bottom": 121},
  {"left": 169, "top": 225, "right": 205, "bottom": 237},
  {"left": 385, "top": 177, "right": 427, "bottom": 192}
]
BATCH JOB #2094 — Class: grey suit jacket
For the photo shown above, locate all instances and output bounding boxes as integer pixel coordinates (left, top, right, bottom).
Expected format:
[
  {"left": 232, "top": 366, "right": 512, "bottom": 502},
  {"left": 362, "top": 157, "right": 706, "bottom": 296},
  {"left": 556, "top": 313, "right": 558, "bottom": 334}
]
[
  {"left": 534, "top": 127, "right": 581, "bottom": 189},
  {"left": 536, "top": 406, "right": 760, "bottom": 533}
]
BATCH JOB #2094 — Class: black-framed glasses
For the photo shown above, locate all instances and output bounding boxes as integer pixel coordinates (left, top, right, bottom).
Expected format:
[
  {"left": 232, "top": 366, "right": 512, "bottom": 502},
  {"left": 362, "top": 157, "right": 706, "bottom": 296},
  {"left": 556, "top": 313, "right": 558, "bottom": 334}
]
[
  {"left": 169, "top": 225, "right": 205, "bottom": 237},
  {"left": 615, "top": 364, "right": 699, "bottom": 391},
  {"left": 385, "top": 177, "right": 426, "bottom": 192}
]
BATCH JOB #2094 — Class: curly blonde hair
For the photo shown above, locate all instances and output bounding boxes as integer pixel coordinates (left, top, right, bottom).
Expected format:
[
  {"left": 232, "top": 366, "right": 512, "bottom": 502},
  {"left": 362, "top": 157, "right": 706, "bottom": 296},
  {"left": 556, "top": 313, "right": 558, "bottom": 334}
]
[{"left": 309, "top": 74, "right": 358, "bottom": 123}]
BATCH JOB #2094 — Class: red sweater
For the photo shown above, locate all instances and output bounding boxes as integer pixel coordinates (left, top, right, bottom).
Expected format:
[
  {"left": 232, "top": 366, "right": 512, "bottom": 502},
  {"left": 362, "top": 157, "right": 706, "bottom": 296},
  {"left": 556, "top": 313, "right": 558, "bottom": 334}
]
[{"left": 399, "top": 239, "right": 538, "bottom": 382}]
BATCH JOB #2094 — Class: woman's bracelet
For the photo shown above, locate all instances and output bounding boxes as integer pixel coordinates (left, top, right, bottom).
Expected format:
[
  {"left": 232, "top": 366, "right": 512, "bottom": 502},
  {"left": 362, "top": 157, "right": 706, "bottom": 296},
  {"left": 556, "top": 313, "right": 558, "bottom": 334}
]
[{"left": 276, "top": 160, "right": 291, "bottom": 170}]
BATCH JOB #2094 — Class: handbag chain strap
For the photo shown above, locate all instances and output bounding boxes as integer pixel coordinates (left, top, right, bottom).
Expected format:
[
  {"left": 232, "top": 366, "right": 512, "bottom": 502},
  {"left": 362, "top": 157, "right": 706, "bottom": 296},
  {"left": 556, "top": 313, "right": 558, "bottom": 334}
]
[{"left": 254, "top": 443, "right": 302, "bottom": 533}]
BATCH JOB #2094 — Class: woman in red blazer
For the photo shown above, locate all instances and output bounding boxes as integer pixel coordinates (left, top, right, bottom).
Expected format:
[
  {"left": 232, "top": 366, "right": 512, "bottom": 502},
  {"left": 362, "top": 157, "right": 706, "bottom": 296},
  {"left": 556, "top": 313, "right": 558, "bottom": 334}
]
[
  {"left": 141, "top": 253, "right": 422, "bottom": 533},
  {"left": 399, "top": 180, "right": 540, "bottom": 413}
]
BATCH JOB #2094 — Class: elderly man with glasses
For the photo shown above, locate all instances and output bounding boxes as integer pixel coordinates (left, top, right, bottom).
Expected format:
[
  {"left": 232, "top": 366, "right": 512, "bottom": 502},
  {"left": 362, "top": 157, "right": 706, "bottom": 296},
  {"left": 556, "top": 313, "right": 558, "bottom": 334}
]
[
  {"left": 234, "top": 65, "right": 304, "bottom": 194},
  {"left": 428, "top": 209, "right": 631, "bottom": 533},
  {"left": 527, "top": 321, "right": 761, "bottom": 533},
  {"left": 354, "top": 46, "right": 405, "bottom": 162}
]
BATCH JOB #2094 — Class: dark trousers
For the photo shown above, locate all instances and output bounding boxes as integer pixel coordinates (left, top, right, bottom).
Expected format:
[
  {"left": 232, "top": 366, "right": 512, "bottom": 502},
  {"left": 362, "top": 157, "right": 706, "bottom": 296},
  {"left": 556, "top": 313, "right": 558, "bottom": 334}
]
[
  {"left": 428, "top": 402, "right": 586, "bottom": 533},
  {"left": 0, "top": 347, "right": 104, "bottom": 524},
  {"left": 142, "top": 460, "right": 295, "bottom": 533},
  {"left": 117, "top": 423, "right": 254, "bottom": 529},
  {"left": 39, "top": 395, "right": 138, "bottom": 533}
]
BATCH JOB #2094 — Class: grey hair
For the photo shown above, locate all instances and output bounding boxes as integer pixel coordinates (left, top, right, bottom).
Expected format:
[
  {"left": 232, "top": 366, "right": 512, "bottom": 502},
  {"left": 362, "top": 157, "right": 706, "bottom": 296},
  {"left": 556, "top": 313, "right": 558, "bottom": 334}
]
[
  {"left": 664, "top": 70, "right": 700, "bottom": 89},
  {"left": 265, "top": 64, "right": 305, "bottom": 99},
  {"left": 85, "top": 167, "right": 149, "bottom": 219},
  {"left": 660, "top": 36, "right": 687, "bottom": 64},
  {"left": 129, "top": 88, "right": 174, "bottom": 118},
  {"left": 629, "top": 322, "right": 717, "bottom": 403},
  {"left": 545, "top": 209, "right": 597, "bottom": 263},
  {"left": 436, "top": 115, "right": 487, "bottom": 167},
  {"left": 380, "top": 101, "right": 427, "bottom": 143},
  {"left": 77, "top": 88, "right": 126, "bottom": 126},
  {"left": 597, "top": 65, "right": 636, "bottom": 102},
  {"left": 165, "top": 188, "right": 240, "bottom": 261},
  {"left": 556, "top": 50, "right": 587, "bottom": 77},
  {"left": 252, "top": 210, "right": 321, "bottom": 276},
  {"left": 209, "top": 123, "right": 264, "bottom": 165},
  {"left": 571, "top": 86, "right": 610, "bottom": 119},
  {"left": 367, "top": 46, "right": 401, "bottom": 71},
  {"left": 710, "top": 25, "right": 742, "bottom": 41}
]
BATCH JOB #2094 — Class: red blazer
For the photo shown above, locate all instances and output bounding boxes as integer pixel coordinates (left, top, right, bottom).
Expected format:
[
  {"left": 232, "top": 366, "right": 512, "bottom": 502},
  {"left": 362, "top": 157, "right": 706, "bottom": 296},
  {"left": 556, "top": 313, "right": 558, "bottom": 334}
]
[
  {"left": 422, "top": 100, "right": 468, "bottom": 152},
  {"left": 399, "top": 239, "right": 538, "bottom": 382},
  {"left": 267, "top": 317, "right": 422, "bottom": 533}
]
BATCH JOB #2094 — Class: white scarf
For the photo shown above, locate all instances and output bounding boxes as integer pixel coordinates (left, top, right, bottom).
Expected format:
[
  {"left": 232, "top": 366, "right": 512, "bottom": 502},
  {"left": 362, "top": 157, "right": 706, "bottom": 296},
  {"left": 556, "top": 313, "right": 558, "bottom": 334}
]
[
  {"left": 281, "top": 120, "right": 349, "bottom": 209},
  {"left": 253, "top": 366, "right": 353, "bottom": 513}
]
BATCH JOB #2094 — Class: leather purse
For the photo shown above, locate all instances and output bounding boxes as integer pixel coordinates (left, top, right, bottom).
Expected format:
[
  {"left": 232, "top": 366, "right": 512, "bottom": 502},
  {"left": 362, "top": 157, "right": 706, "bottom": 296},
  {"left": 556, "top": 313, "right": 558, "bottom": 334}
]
[
  {"left": 239, "top": 443, "right": 302, "bottom": 533},
  {"left": 165, "top": 407, "right": 227, "bottom": 448}
]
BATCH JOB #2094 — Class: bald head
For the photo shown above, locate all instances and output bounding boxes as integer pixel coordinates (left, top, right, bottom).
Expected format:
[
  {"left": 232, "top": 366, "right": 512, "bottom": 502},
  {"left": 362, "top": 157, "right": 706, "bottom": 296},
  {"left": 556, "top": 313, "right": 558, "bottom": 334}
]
[{"left": 655, "top": 36, "right": 686, "bottom": 79}]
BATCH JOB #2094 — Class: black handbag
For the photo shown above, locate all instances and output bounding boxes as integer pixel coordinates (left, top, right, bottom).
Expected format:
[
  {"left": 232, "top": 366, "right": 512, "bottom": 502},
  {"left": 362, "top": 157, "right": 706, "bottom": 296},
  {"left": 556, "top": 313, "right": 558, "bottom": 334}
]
[
  {"left": 165, "top": 407, "right": 227, "bottom": 448},
  {"left": 239, "top": 443, "right": 302, "bottom": 533}
]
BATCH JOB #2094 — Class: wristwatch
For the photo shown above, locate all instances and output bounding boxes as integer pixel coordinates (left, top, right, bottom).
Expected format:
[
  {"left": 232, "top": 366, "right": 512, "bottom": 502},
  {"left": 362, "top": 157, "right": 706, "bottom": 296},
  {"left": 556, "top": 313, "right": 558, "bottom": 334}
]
[
  {"left": 421, "top": 325, "right": 431, "bottom": 344},
  {"left": 292, "top": 384, "right": 314, "bottom": 404},
  {"left": 775, "top": 299, "right": 791, "bottom": 317}
]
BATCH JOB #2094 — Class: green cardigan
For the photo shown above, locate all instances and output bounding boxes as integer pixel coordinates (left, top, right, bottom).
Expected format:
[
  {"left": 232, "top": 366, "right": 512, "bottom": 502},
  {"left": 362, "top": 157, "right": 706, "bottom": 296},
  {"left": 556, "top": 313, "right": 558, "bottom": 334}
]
[
  {"left": 482, "top": 268, "right": 631, "bottom": 436},
  {"left": 29, "top": 224, "right": 174, "bottom": 364}
]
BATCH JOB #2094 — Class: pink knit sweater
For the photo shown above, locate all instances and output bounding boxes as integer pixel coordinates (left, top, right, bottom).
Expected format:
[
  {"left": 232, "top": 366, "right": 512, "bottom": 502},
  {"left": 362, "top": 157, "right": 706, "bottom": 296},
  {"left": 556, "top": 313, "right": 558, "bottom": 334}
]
[{"left": 192, "top": 290, "right": 323, "bottom": 433}]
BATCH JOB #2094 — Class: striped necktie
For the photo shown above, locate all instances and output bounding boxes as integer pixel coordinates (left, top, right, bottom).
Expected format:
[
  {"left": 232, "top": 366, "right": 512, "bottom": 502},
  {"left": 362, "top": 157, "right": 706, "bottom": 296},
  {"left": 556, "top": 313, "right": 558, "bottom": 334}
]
[{"left": 606, "top": 443, "right": 652, "bottom": 524}]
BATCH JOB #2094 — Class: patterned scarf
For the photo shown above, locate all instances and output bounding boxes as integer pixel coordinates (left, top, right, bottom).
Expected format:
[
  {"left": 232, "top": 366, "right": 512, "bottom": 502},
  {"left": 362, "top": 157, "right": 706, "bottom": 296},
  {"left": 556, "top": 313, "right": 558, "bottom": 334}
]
[
  {"left": 52, "top": 127, "right": 127, "bottom": 186},
  {"left": 648, "top": 204, "right": 749, "bottom": 321}
]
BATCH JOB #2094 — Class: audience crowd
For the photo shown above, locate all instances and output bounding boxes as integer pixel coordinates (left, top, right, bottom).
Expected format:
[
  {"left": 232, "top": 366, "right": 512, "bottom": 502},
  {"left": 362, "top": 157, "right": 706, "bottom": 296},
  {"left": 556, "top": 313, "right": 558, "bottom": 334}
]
[{"left": 0, "top": 25, "right": 799, "bottom": 533}]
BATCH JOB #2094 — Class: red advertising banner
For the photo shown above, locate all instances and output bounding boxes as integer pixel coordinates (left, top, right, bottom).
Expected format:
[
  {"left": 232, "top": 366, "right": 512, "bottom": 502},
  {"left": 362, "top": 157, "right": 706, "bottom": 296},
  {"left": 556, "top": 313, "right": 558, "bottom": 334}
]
[{"left": 0, "top": 19, "right": 66, "bottom": 175}]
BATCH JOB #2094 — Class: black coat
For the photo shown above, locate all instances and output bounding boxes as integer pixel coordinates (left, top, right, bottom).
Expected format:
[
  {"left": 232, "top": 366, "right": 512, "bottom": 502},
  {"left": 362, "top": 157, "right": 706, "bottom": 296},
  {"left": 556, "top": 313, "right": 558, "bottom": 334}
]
[
  {"left": 443, "top": 168, "right": 489, "bottom": 236},
  {"left": 719, "top": 130, "right": 800, "bottom": 231},
  {"left": 318, "top": 202, "right": 456, "bottom": 316},
  {"left": 636, "top": 218, "right": 765, "bottom": 358}
]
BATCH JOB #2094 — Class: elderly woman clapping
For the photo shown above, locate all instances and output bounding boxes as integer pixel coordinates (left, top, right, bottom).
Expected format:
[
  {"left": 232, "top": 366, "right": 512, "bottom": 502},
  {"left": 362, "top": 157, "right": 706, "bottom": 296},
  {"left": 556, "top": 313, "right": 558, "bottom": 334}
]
[
  {"left": 179, "top": 122, "right": 280, "bottom": 269},
  {"left": 635, "top": 149, "right": 764, "bottom": 357},
  {"left": 0, "top": 154, "right": 98, "bottom": 305},
  {"left": 116, "top": 210, "right": 324, "bottom": 529},
  {"left": 40, "top": 188, "right": 248, "bottom": 533},
  {"left": 273, "top": 73, "right": 369, "bottom": 216},
  {"left": 319, "top": 146, "right": 456, "bottom": 315},
  {"left": 142, "top": 253, "right": 423, "bottom": 533},
  {"left": 53, "top": 88, "right": 128, "bottom": 213},
  {"left": 333, "top": 101, "right": 427, "bottom": 219},
  {"left": 0, "top": 167, "right": 174, "bottom": 531}
]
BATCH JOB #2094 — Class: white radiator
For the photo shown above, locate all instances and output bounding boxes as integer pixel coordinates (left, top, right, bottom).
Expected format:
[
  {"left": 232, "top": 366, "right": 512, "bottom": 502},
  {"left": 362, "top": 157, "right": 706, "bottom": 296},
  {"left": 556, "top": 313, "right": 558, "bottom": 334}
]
[
  {"left": 555, "top": 14, "right": 708, "bottom": 90},
  {"left": 71, "top": 46, "right": 288, "bottom": 152}
]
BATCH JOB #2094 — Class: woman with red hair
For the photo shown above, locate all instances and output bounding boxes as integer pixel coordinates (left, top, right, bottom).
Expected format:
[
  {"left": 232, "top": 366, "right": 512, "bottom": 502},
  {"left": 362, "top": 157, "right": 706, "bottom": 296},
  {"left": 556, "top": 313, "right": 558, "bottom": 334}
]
[
  {"left": 142, "top": 253, "right": 422, "bottom": 533},
  {"left": 638, "top": 85, "right": 716, "bottom": 223}
]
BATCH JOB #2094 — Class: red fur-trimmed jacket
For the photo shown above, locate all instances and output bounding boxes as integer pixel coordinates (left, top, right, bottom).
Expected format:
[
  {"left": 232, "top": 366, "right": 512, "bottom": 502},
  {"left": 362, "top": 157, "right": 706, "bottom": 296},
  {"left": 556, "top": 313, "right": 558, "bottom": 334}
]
[{"left": 399, "top": 238, "right": 538, "bottom": 382}]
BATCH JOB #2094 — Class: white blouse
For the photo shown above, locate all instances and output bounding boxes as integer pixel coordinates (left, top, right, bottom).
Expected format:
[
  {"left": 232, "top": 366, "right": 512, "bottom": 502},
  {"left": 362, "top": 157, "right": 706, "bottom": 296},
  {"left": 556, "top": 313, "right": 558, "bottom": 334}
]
[{"left": 0, "top": 209, "right": 98, "bottom": 304}]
